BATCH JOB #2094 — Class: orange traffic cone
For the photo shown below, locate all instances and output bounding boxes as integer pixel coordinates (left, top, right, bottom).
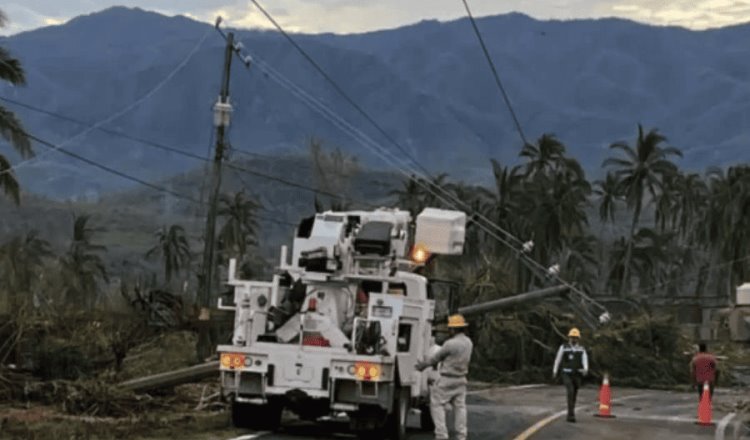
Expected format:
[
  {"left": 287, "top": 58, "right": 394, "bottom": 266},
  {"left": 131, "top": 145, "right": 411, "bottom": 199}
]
[
  {"left": 594, "top": 374, "right": 615, "bottom": 418},
  {"left": 696, "top": 382, "right": 715, "bottom": 426}
]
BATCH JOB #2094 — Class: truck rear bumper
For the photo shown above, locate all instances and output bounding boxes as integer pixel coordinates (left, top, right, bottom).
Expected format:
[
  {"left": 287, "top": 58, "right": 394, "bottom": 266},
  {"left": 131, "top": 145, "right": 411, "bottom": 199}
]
[
  {"left": 218, "top": 343, "right": 396, "bottom": 412},
  {"left": 221, "top": 369, "right": 395, "bottom": 413}
]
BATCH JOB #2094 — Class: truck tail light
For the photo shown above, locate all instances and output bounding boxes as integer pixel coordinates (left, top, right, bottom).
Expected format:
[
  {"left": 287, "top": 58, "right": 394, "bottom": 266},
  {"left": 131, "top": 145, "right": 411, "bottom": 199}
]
[
  {"left": 354, "top": 362, "right": 381, "bottom": 381},
  {"left": 220, "top": 352, "right": 246, "bottom": 369},
  {"left": 308, "top": 297, "right": 317, "bottom": 311}
]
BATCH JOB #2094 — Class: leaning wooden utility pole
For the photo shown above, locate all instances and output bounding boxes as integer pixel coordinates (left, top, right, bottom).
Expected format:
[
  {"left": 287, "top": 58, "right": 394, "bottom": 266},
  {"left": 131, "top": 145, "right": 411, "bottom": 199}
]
[{"left": 197, "top": 30, "right": 235, "bottom": 361}]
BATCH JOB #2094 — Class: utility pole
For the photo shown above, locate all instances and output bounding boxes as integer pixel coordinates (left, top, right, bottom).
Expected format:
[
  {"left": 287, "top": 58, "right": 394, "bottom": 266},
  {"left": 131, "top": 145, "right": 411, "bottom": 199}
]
[{"left": 197, "top": 31, "right": 234, "bottom": 361}]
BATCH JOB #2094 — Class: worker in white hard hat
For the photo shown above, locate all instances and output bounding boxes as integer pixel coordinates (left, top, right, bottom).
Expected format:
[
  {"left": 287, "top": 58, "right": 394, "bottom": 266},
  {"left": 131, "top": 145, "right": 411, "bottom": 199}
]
[
  {"left": 416, "top": 314, "right": 474, "bottom": 440},
  {"left": 553, "top": 327, "right": 589, "bottom": 422}
]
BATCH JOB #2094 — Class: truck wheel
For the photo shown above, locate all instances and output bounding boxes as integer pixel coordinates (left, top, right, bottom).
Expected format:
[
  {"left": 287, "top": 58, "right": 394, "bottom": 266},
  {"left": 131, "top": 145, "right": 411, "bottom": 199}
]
[
  {"left": 387, "top": 387, "right": 410, "bottom": 440},
  {"left": 419, "top": 404, "right": 434, "bottom": 431},
  {"left": 231, "top": 400, "right": 282, "bottom": 431},
  {"left": 356, "top": 430, "right": 381, "bottom": 440}
]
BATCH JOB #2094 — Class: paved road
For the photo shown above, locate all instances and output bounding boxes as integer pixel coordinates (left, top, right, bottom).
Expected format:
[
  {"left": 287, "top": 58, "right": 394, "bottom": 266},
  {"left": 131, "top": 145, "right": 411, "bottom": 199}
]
[{"left": 180, "top": 385, "right": 748, "bottom": 440}]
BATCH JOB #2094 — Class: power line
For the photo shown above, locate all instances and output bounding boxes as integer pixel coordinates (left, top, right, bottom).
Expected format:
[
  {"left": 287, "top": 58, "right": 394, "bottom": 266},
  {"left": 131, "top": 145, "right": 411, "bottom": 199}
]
[
  {"left": 26, "top": 132, "right": 202, "bottom": 204},
  {"left": 460, "top": 0, "right": 529, "bottom": 147},
  {"left": 247, "top": 0, "right": 433, "bottom": 179},
  {"left": 0, "top": 26, "right": 213, "bottom": 177},
  {"left": 23, "top": 131, "right": 296, "bottom": 227},
  {"left": 0, "top": 95, "right": 371, "bottom": 206}
]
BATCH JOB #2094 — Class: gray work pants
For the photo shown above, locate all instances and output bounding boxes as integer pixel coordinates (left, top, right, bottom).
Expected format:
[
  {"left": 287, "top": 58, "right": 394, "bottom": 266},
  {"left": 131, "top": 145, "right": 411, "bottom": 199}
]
[
  {"left": 562, "top": 373, "right": 582, "bottom": 418},
  {"left": 430, "top": 375, "right": 467, "bottom": 440}
]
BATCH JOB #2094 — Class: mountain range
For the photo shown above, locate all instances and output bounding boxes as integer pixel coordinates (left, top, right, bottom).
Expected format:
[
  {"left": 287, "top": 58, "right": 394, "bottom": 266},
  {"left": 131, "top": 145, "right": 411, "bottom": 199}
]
[{"left": 1, "top": 7, "right": 749, "bottom": 199}]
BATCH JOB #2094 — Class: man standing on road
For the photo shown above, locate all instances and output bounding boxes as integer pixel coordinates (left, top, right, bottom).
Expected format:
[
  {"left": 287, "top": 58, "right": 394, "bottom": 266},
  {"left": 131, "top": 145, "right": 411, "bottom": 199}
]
[
  {"left": 690, "top": 342, "right": 719, "bottom": 401},
  {"left": 416, "top": 314, "right": 474, "bottom": 440},
  {"left": 552, "top": 327, "right": 589, "bottom": 423}
]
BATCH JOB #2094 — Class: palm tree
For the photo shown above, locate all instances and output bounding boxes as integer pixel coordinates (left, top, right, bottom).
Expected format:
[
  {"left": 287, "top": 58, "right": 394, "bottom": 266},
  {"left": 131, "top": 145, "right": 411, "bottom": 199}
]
[
  {"left": 593, "top": 173, "right": 621, "bottom": 226},
  {"left": 519, "top": 134, "right": 566, "bottom": 177},
  {"left": 217, "top": 190, "right": 260, "bottom": 262},
  {"left": 390, "top": 175, "right": 424, "bottom": 218},
  {"left": 0, "top": 230, "right": 52, "bottom": 309},
  {"left": 489, "top": 159, "right": 524, "bottom": 244},
  {"left": 446, "top": 181, "right": 494, "bottom": 265},
  {"left": 603, "top": 124, "right": 682, "bottom": 295},
  {"left": 607, "top": 227, "right": 672, "bottom": 296},
  {"left": 674, "top": 173, "right": 708, "bottom": 240},
  {"left": 146, "top": 224, "right": 191, "bottom": 283},
  {"left": 556, "top": 234, "right": 599, "bottom": 295},
  {"left": 653, "top": 171, "right": 680, "bottom": 232},
  {"left": 422, "top": 173, "right": 450, "bottom": 209},
  {"left": 697, "top": 166, "right": 750, "bottom": 298},
  {"left": 517, "top": 138, "right": 591, "bottom": 265},
  {"left": 519, "top": 169, "right": 591, "bottom": 265},
  {"left": 0, "top": 9, "right": 33, "bottom": 204},
  {"left": 59, "top": 215, "right": 108, "bottom": 309}
]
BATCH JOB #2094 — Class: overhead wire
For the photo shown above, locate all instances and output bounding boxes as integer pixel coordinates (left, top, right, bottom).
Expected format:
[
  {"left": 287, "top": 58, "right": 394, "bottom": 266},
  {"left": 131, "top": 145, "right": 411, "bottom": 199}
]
[
  {"left": 247, "top": 0, "right": 433, "bottom": 179},
  {"left": 0, "top": 26, "right": 213, "bottom": 176},
  {"left": 22, "top": 130, "right": 296, "bottom": 227},
  {"left": 0, "top": 96, "right": 370, "bottom": 206},
  {"left": 459, "top": 0, "right": 529, "bottom": 146}
]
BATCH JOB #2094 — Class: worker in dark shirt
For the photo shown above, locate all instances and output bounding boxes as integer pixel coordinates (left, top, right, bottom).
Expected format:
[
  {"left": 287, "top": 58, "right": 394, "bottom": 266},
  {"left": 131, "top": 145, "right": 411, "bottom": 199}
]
[
  {"left": 552, "top": 327, "right": 589, "bottom": 423},
  {"left": 690, "top": 342, "right": 719, "bottom": 401}
]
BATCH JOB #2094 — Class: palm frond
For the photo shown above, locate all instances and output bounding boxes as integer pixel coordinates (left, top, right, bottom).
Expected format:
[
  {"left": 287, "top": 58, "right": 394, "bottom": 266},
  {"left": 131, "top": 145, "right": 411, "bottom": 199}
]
[{"left": 0, "top": 106, "right": 33, "bottom": 158}]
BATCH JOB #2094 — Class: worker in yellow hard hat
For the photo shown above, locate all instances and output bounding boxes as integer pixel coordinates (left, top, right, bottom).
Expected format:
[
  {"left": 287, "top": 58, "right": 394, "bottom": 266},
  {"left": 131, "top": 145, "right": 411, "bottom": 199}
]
[
  {"left": 416, "top": 314, "right": 473, "bottom": 440},
  {"left": 552, "top": 327, "right": 589, "bottom": 422}
]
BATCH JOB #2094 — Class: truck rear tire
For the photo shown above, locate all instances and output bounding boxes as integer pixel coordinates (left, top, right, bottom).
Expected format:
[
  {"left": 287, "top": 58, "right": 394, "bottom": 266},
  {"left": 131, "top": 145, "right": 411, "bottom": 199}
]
[
  {"left": 419, "top": 404, "right": 434, "bottom": 431},
  {"left": 387, "top": 387, "right": 410, "bottom": 440},
  {"left": 231, "top": 399, "right": 282, "bottom": 431}
]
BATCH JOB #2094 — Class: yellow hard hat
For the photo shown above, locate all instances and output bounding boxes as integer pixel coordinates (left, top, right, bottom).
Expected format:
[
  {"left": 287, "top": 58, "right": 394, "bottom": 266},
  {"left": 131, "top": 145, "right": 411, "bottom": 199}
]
[
  {"left": 568, "top": 328, "right": 581, "bottom": 338},
  {"left": 448, "top": 314, "right": 468, "bottom": 328}
]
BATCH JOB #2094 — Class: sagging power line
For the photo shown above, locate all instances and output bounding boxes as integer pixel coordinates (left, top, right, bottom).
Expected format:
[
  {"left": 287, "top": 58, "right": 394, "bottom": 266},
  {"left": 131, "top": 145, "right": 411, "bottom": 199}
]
[
  {"left": 0, "top": 96, "right": 372, "bottom": 206},
  {"left": 23, "top": 130, "right": 296, "bottom": 227}
]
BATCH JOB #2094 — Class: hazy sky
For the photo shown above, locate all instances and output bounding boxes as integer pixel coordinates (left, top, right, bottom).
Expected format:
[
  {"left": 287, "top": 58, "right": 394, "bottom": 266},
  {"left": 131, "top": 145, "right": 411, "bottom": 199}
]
[{"left": 2, "top": 0, "right": 750, "bottom": 36}]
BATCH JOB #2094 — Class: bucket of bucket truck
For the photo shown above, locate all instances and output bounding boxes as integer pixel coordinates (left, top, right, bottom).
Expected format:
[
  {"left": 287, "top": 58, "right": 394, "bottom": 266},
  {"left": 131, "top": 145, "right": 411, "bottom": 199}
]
[{"left": 414, "top": 208, "right": 466, "bottom": 256}]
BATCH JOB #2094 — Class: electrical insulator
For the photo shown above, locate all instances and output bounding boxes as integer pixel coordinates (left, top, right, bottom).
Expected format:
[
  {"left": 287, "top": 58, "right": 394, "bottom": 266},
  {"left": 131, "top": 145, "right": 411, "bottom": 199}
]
[
  {"left": 547, "top": 264, "right": 560, "bottom": 276},
  {"left": 522, "top": 240, "right": 534, "bottom": 253}
]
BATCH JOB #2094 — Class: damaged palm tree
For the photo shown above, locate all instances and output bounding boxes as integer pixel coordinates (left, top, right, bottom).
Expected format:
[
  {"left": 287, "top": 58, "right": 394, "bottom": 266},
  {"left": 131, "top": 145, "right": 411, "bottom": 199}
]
[
  {"left": 59, "top": 215, "right": 108, "bottom": 310},
  {"left": 0, "top": 8, "right": 34, "bottom": 205}
]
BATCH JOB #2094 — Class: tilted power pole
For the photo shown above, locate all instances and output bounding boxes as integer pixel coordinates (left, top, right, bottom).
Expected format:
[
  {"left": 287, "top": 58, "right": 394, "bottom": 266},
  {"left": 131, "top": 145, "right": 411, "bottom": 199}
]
[{"left": 197, "top": 31, "right": 235, "bottom": 361}]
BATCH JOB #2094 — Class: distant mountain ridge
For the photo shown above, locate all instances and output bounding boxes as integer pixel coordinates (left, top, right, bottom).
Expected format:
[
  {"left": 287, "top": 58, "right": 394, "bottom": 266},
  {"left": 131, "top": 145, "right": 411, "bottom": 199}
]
[{"left": 1, "top": 7, "right": 749, "bottom": 198}]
